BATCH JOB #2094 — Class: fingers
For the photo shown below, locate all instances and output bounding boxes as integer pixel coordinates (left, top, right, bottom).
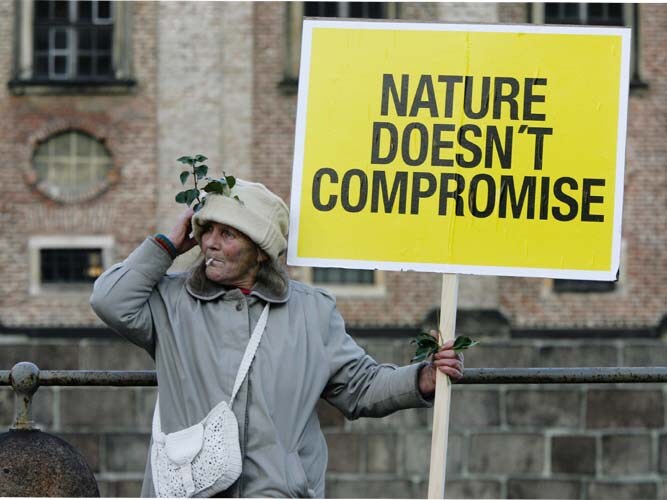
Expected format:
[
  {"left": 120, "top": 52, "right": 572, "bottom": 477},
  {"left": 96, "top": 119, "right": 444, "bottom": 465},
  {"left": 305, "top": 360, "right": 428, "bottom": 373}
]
[
  {"left": 431, "top": 357, "right": 464, "bottom": 380},
  {"left": 167, "top": 207, "right": 198, "bottom": 255},
  {"left": 181, "top": 207, "right": 195, "bottom": 223},
  {"left": 424, "top": 332, "right": 466, "bottom": 380},
  {"left": 439, "top": 366, "right": 464, "bottom": 380},
  {"left": 431, "top": 345, "right": 464, "bottom": 380},
  {"left": 433, "top": 346, "right": 459, "bottom": 360}
]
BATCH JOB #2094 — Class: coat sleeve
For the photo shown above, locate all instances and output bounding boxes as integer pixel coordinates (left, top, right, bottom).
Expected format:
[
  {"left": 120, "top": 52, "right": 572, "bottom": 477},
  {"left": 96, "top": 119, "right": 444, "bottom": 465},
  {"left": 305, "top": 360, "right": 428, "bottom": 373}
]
[
  {"left": 319, "top": 293, "right": 433, "bottom": 420},
  {"left": 89, "top": 237, "right": 174, "bottom": 355}
]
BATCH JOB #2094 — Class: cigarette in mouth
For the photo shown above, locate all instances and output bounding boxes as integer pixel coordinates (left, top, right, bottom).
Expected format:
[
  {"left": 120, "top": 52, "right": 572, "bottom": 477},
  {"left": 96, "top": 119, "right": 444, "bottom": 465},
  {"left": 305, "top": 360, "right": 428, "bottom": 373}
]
[{"left": 206, "top": 258, "right": 214, "bottom": 266}]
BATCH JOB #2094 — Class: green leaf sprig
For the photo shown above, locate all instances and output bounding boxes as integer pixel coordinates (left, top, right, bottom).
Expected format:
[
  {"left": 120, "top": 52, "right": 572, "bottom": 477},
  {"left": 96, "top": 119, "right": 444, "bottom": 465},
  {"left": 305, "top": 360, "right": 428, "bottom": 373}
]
[
  {"left": 175, "top": 154, "right": 241, "bottom": 212},
  {"left": 411, "top": 332, "right": 479, "bottom": 363}
]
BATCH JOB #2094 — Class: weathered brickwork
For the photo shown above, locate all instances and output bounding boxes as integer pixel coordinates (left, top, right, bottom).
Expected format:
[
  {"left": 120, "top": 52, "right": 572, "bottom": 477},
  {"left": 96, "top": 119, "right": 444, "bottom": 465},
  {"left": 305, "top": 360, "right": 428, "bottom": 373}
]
[
  {"left": 3, "top": 2, "right": 660, "bottom": 332},
  {"left": 0, "top": 1, "right": 159, "bottom": 327}
]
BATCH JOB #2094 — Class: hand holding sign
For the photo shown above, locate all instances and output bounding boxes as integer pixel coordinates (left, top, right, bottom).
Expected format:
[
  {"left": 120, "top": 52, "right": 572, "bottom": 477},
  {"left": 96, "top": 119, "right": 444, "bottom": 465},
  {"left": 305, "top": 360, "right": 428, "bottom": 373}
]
[{"left": 416, "top": 337, "right": 465, "bottom": 397}]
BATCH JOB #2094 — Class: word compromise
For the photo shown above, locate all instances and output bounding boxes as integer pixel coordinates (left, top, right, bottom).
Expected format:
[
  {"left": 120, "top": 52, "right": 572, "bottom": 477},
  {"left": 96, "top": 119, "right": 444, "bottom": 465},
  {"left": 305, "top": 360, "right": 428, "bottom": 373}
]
[
  {"left": 311, "top": 74, "right": 608, "bottom": 222},
  {"left": 313, "top": 169, "right": 605, "bottom": 222}
]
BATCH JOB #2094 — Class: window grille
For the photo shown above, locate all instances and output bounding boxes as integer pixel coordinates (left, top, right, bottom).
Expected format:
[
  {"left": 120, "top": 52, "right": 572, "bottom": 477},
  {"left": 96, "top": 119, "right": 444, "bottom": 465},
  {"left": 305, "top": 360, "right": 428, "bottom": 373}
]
[
  {"left": 303, "top": 2, "right": 387, "bottom": 19},
  {"left": 544, "top": 3, "right": 624, "bottom": 26},
  {"left": 40, "top": 248, "right": 103, "bottom": 284},
  {"left": 33, "top": 0, "right": 114, "bottom": 81}
]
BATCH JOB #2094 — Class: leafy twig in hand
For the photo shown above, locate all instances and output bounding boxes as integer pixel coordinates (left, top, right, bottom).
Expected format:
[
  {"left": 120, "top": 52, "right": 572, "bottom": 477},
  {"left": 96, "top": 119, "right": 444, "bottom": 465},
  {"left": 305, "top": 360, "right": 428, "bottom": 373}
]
[{"left": 410, "top": 333, "right": 479, "bottom": 363}]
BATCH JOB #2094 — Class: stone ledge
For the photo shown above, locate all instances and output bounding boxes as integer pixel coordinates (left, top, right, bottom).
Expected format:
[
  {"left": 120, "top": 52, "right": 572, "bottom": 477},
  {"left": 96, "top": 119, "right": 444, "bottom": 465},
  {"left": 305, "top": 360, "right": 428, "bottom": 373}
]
[{"left": 7, "top": 79, "right": 137, "bottom": 96}]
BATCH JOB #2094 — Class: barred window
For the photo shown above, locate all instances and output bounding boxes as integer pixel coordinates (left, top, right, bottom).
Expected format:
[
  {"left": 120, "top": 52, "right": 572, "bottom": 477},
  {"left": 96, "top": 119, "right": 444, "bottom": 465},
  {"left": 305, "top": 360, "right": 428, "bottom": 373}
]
[
  {"left": 544, "top": 3, "right": 624, "bottom": 26},
  {"left": 11, "top": 0, "right": 133, "bottom": 90},
  {"left": 33, "top": 0, "right": 114, "bottom": 81},
  {"left": 40, "top": 248, "right": 103, "bottom": 284},
  {"left": 29, "top": 236, "right": 113, "bottom": 295},
  {"left": 303, "top": 2, "right": 388, "bottom": 19}
]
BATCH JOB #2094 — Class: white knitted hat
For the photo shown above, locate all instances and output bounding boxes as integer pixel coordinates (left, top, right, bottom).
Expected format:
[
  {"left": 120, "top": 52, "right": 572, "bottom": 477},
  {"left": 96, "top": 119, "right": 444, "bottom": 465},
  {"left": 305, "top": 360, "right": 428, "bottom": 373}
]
[{"left": 191, "top": 179, "right": 289, "bottom": 261}]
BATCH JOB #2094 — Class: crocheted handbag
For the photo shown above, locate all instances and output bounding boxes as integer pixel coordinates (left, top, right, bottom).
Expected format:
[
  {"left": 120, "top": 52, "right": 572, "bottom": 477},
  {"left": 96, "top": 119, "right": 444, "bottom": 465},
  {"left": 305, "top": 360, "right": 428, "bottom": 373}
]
[{"left": 150, "top": 303, "right": 270, "bottom": 497}]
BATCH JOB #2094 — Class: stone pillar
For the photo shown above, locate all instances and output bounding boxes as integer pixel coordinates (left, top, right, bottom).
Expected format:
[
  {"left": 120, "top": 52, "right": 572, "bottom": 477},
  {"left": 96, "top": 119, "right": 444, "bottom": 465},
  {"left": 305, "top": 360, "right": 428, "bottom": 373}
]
[{"left": 155, "top": 1, "right": 254, "bottom": 271}]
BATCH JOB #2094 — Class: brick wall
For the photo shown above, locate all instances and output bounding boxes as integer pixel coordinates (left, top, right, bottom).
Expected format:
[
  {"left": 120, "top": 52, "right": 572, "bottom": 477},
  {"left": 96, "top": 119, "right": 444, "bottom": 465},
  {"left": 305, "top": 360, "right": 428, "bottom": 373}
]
[
  {"left": 321, "top": 337, "right": 667, "bottom": 499},
  {"left": 155, "top": 1, "right": 228, "bottom": 237},
  {"left": 250, "top": 2, "right": 667, "bottom": 332},
  {"left": 4, "top": 2, "right": 661, "bottom": 333},
  {"left": 0, "top": 1, "right": 159, "bottom": 327},
  {"left": 3, "top": 336, "right": 667, "bottom": 499},
  {"left": 497, "top": 4, "right": 667, "bottom": 331}
]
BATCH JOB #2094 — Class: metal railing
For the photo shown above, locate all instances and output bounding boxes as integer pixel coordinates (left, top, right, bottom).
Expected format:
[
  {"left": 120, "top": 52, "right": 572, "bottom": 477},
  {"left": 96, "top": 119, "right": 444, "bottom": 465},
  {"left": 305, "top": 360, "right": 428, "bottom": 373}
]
[
  {"left": 4, "top": 363, "right": 667, "bottom": 426},
  {"left": 4, "top": 365, "right": 667, "bottom": 387},
  {"left": 3, "top": 362, "right": 667, "bottom": 496}
]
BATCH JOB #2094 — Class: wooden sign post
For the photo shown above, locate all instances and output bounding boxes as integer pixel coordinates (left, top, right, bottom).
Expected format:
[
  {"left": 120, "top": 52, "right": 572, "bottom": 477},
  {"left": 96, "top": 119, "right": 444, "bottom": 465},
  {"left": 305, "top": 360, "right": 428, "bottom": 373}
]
[
  {"left": 428, "top": 274, "right": 459, "bottom": 499},
  {"left": 288, "top": 19, "right": 630, "bottom": 499}
]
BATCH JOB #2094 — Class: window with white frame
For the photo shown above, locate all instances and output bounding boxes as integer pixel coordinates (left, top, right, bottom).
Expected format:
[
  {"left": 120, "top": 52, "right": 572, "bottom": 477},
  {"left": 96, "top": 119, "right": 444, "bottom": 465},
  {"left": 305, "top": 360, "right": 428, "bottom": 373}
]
[
  {"left": 31, "top": 130, "right": 114, "bottom": 202},
  {"left": 12, "top": 0, "right": 133, "bottom": 88},
  {"left": 532, "top": 3, "right": 643, "bottom": 84},
  {"left": 29, "top": 236, "right": 114, "bottom": 294},
  {"left": 283, "top": 2, "right": 398, "bottom": 88}
]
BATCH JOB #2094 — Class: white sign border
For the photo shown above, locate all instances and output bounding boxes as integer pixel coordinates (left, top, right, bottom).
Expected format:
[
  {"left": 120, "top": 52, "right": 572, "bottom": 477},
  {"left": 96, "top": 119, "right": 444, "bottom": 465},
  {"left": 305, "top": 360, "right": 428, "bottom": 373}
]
[{"left": 288, "top": 20, "right": 631, "bottom": 282}]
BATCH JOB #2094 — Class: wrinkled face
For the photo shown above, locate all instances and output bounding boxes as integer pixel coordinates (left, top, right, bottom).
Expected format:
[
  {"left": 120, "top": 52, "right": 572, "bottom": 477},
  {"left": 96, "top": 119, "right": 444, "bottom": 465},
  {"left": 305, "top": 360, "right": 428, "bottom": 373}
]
[{"left": 200, "top": 222, "right": 265, "bottom": 288}]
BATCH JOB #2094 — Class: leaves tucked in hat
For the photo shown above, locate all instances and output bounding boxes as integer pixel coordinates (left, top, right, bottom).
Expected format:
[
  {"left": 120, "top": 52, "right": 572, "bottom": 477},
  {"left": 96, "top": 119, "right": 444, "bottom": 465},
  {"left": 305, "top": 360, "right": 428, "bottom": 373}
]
[{"left": 175, "top": 154, "right": 242, "bottom": 211}]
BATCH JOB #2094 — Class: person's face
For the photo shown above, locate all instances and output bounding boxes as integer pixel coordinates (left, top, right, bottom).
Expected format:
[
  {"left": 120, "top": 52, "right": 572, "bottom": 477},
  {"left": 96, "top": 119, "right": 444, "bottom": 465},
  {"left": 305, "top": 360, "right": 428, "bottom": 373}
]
[{"left": 200, "top": 222, "right": 265, "bottom": 288}]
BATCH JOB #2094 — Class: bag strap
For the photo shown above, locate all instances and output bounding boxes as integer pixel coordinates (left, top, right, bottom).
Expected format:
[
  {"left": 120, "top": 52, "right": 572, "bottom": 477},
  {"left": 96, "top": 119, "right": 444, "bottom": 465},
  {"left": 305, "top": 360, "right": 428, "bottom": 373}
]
[
  {"left": 152, "top": 302, "right": 270, "bottom": 434},
  {"left": 230, "top": 302, "right": 270, "bottom": 405}
]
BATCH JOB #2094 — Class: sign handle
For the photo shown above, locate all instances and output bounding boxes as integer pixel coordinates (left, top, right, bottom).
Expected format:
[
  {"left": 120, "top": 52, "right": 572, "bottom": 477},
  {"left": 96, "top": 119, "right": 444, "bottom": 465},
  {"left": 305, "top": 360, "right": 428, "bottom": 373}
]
[{"left": 427, "top": 273, "right": 459, "bottom": 499}]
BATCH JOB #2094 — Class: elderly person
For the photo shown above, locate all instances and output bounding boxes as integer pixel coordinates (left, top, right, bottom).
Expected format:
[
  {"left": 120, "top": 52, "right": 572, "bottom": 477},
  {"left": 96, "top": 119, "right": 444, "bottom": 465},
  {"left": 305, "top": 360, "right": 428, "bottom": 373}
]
[{"left": 90, "top": 179, "right": 463, "bottom": 498}]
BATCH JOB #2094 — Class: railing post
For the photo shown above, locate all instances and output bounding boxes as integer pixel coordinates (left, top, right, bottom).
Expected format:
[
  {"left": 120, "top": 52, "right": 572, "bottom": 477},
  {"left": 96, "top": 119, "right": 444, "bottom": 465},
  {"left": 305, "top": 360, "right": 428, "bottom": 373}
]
[{"left": 9, "top": 361, "right": 40, "bottom": 430}]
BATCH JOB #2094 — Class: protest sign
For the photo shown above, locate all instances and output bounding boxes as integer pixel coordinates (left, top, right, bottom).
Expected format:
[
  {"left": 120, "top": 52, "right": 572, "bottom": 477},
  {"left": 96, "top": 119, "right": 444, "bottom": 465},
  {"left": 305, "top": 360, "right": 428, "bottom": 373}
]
[
  {"left": 288, "top": 19, "right": 630, "bottom": 499},
  {"left": 288, "top": 20, "right": 631, "bottom": 281}
]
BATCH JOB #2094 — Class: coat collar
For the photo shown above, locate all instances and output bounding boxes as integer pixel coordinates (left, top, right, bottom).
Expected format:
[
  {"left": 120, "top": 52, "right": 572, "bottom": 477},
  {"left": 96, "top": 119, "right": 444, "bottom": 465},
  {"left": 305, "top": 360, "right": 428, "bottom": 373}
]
[{"left": 185, "top": 259, "right": 290, "bottom": 304}]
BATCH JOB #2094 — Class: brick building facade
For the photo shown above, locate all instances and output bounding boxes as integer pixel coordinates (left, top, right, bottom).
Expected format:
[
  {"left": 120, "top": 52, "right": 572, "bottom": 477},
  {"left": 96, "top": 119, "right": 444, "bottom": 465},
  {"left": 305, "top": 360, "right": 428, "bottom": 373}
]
[{"left": 1, "top": 2, "right": 666, "bottom": 498}]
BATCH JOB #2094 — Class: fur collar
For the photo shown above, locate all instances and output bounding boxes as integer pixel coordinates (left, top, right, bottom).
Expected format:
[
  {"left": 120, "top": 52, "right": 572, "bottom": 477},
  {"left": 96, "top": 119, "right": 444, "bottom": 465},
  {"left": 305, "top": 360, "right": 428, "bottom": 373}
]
[{"left": 185, "top": 258, "right": 290, "bottom": 303}]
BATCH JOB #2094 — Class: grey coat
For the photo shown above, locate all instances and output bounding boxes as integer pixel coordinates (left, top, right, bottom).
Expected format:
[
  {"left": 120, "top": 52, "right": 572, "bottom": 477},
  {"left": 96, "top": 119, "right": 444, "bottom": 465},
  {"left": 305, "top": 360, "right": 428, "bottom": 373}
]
[{"left": 90, "top": 238, "right": 432, "bottom": 498}]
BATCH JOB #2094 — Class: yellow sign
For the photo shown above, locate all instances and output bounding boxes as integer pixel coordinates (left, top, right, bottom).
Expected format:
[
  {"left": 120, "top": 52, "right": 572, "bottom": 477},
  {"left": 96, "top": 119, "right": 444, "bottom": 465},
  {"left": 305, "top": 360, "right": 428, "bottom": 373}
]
[{"left": 288, "top": 20, "right": 630, "bottom": 280}]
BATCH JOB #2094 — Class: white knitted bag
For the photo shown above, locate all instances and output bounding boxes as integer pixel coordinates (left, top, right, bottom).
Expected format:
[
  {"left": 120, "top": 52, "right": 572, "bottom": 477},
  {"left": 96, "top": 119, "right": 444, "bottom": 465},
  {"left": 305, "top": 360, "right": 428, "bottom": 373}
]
[{"left": 151, "top": 303, "right": 270, "bottom": 497}]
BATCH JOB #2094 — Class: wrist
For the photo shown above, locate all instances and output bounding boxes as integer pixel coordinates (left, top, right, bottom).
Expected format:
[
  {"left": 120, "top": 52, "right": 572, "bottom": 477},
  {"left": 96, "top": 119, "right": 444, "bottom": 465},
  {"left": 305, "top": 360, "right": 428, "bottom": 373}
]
[
  {"left": 418, "top": 363, "right": 435, "bottom": 397},
  {"left": 154, "top": 233, "right": 179, "bottom": 259}
]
